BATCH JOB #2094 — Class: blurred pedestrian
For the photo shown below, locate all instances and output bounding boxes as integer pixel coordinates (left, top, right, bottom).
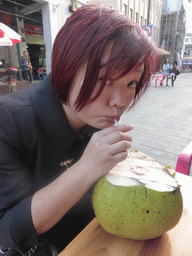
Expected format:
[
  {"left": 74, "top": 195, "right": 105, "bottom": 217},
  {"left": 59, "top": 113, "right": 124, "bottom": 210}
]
[
  {"left": 162, "top": 59, "right": 171, "bottom": 86},
  {"left": 37, "top": 65, "right": 46, "bottom": 81},
  {"left": 37, "top": 65, "right": 46, "bottom": 75},
  {"left": 170, "top": 60, "right": 180, "bottom": 86},
  {"left": 20, "top": 51, "right": 33, "bottom": 83}
]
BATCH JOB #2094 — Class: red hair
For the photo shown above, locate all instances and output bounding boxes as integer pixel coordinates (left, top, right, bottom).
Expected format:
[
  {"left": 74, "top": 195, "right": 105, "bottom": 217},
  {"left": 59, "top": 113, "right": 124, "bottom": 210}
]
[{"left": 52, "top": 5, "right": 159, "bottom": 110}]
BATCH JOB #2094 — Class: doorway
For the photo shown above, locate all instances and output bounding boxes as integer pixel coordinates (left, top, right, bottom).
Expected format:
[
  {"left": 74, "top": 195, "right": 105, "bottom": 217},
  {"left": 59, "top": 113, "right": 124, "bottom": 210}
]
[{"left": 27, "top": 44, "right": 46, "bottom": 80}]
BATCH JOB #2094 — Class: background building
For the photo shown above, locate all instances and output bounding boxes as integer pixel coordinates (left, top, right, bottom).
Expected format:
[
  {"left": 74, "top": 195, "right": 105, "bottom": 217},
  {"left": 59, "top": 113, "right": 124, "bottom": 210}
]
[
  {"left": 183, "top": 0, "right": 192, "bottom": 33},
  {"left": 181, "top": 0, "right": 192, "bottom": 71},
  {"left": 162, "top": 0, "right": 183, "bottom": 12},
  {"left": 0, "top": 0, "right": 88, "bottom": 75},
  {"left": 181, "top": 33, "right": 192, "bottom": 71},
  {"left": 0, "top": 0, "right": 180, "bottom": 75},
  {"left": 0, "top": 0, "right": 44, "bottom": 78},
  {"left": 159, "top": 0, "right": 186, "bottom": 66},
  {"left": 90, "top": 0, "right": 164, "bottom": 46}
]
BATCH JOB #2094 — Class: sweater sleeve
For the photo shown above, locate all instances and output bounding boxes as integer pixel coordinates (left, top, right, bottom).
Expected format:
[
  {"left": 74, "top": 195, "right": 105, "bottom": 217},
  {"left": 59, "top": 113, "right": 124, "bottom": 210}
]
[{"left": 0, "top": 103, "right": 40, "bottom": 250}]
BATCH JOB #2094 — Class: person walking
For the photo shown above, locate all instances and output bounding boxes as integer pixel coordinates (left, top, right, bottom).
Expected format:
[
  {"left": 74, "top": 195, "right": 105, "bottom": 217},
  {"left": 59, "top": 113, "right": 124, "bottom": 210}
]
[
  {"left": 162, "top": 59, "right": 171, "bottom": 86},
  {"left": 20, "top": 51, "right": 33, "bottom": 83},
  {"left": 170, "top": 60, "right": 180, "bottom": 86}
]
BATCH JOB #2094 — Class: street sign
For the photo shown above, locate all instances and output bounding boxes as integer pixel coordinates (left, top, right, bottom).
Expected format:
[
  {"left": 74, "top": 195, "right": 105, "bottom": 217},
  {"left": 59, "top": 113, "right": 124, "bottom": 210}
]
[{"left": 142, "top": 25, "right": 153, "bottom": 37}]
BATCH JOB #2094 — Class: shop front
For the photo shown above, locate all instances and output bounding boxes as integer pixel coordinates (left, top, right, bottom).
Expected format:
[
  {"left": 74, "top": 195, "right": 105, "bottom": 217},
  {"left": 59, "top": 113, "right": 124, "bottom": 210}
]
[
  {"left": 0, "top": 0, "right": 45, "bottom": 81},
  {"left": 24, "top": 24, "right": 45, "bottom": 80}
]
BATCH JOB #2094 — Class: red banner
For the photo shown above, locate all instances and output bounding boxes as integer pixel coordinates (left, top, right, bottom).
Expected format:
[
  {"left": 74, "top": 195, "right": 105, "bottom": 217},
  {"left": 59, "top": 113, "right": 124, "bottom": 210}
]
[
  {"left": 24, "top": 24, "right": 43, "bottom": 36},
  {"left": 2, "top": 14, "right": 11, "bottom": 25}
]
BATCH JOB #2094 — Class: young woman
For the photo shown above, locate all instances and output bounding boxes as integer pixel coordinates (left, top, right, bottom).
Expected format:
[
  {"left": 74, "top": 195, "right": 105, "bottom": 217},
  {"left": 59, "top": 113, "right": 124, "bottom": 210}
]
[
  {"left": 162, "top": 59, "right": 171, "bottom": 86},
  {"left": 0, "top": 5, "right": 159, "bottom": 256},
  {"left": 170, "top": 60, "right": 179, "bottom": 86}
]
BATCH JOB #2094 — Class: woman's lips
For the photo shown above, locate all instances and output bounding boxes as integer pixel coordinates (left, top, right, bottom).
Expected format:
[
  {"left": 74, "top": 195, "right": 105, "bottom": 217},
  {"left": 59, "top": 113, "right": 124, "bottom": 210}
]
[{"left": 106, "top": 116, "right": 120, "bottom": 123}]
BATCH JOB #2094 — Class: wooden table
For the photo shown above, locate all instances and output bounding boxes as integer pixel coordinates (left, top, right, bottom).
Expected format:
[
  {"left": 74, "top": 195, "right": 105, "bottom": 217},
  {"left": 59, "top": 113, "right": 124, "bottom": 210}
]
[{"left": 59, "top": 172, "right": 192, "bottom": 256}]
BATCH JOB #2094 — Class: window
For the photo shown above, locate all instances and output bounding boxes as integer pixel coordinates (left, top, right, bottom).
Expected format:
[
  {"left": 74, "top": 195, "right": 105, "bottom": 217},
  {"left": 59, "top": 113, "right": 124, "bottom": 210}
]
[
  {"left": 123, "top": 4, "right": 128, "bottom": 14},
  {"left": 120, "top": 0, "right": 122, "bottom": 11},
  {"left": 154, "top": 26, "right": 156, "bottom": 41},
  {"left": 140, "top": 16, "right": 144, "bottom": 26},
  {"left": 136, "top": 12, "right": 139, "bottom": 24},
  {"left": 130, "top": 9, "right": 133, "bottom": 20}
]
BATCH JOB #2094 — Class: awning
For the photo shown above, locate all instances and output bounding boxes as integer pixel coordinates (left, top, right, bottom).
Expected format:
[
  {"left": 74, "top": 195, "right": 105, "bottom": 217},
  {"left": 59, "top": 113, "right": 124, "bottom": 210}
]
[
  {"left": 182, "top": 62, "right": 192, "bottom": 65},
  {"left": 155, "top": 47, "right": 170, "bottom": 55}
]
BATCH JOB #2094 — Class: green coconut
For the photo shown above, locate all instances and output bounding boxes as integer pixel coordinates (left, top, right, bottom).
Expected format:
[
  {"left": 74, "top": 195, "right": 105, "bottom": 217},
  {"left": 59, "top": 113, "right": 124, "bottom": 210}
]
[{"left": 92, "top": 152, "right": 183, "bottom": 240}]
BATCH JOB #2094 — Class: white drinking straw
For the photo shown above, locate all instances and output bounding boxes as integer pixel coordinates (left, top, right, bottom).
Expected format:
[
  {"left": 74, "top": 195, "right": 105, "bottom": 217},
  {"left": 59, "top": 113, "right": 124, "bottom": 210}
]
[{"left": 114, "top": 119, "right": 137, "bottom": 171}]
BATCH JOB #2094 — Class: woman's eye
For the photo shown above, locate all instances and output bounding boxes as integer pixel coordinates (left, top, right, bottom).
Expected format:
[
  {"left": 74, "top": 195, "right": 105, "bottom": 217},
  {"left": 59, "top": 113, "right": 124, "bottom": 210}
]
[
  {"left": 98, "top": 77, "right": 112, "bottom": 85},
  {"left": 127, "top": 81, "right": 138, "bottom": 88}
]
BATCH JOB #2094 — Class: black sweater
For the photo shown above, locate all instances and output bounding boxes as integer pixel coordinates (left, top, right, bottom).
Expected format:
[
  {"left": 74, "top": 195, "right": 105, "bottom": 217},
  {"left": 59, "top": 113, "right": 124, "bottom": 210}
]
[{"left": 0, "top": 74, "right": 95, "bottom": 252}]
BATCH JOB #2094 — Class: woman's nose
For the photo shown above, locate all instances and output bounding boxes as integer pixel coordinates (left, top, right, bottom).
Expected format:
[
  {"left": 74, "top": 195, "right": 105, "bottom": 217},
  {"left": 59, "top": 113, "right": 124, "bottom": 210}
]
[{"left": 108, "top": 89, "right": 126, "bottom": 108}]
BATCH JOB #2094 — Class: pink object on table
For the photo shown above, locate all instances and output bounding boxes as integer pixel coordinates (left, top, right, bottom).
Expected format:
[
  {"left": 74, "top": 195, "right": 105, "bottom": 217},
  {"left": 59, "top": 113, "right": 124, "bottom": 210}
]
[
  {"left": 155, "top": 73, "right": 165, "bottom": 87},
  {"left": 37, "top": 67, "right": 45, "bottom": 74},
  {"left": 175, "top": 141, "right": 192, "bottom": 175}
]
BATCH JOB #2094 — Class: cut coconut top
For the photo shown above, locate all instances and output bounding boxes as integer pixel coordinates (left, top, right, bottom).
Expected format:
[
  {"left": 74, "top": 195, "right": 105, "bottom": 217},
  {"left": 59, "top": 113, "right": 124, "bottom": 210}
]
[{"left": 106, "top": 152, "right": 179, "bottom": 192}]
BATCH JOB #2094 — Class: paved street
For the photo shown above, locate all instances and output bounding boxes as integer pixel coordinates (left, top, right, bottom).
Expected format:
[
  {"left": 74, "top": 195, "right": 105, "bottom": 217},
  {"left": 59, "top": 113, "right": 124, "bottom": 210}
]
[{"left": 120, "top": 72, "right": 192, "bottom": 174}]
